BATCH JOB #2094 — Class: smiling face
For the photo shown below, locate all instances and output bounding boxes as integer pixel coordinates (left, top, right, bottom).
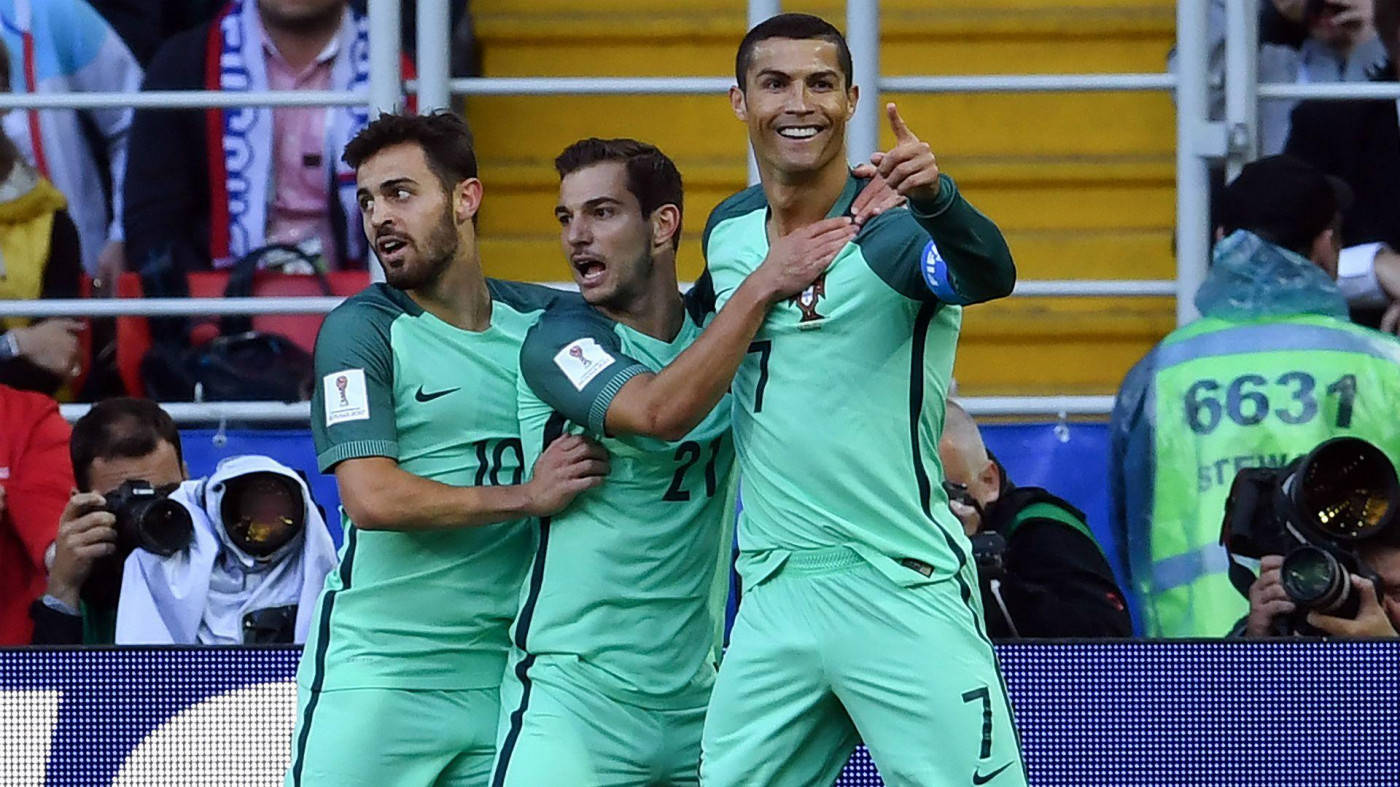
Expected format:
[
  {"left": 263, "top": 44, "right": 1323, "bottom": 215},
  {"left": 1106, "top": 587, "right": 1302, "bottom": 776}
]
[
  {"left": 731, "top": 37, "right": 857, "bottom": 180},
  {"left": 355, "top": 142, "right": 478, "bottom": 291},
  {"left": 555, "top": 161, "right": 659, "bottom": 309}
]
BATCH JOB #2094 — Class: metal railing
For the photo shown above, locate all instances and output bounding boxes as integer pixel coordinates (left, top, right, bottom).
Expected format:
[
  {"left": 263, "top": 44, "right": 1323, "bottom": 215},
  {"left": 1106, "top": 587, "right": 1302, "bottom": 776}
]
[
  {"left": 55, "top": 395, "right": 1116, "bottom": 424},
  {"left": 9, "top": 0, "right": 1202, "bottom": 421}
]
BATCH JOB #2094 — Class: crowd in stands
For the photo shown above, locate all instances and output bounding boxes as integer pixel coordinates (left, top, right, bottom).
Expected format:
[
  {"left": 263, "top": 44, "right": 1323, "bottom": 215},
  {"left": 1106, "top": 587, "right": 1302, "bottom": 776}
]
[{"left": 0, "top": 0, "right": 1398, "bottom": 653}]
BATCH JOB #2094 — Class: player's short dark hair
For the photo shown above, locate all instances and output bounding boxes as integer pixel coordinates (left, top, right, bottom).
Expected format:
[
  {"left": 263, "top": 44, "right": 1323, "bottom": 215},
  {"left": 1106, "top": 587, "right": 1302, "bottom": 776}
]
[
  {"left": 342, "top": 111, "right": 478, "bottom": 195},
  {"left": 70, "top": 398, "right": 184, "bottom": 492},
  {"left": 735, "top": 13, "right": 853, "bottom": 92},
  {"left": 554, "top": 138, "right": 684, "bottom": 250}
]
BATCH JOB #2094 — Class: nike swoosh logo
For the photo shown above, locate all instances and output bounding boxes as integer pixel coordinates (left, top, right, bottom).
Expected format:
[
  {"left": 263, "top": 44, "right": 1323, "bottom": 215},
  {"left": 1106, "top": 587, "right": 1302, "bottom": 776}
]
[
  {"left": 972, "top": 763, "right": 1012, "bottom": 785},
  {"left": 414, "top": 386, "right": 460, "bottom": 403}
]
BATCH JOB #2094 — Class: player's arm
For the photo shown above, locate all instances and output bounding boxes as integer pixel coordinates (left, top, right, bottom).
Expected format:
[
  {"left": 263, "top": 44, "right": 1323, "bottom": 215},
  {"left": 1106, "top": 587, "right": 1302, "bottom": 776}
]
[
  {"left": 609, "top": 220, "right": 852, "bottom": 441},
  {"left": 870, "top": 103, "right": 1015, "bottom": 304},
  {"left": 332, "top": 436, "right": 606, "bottom": 531},
  {"left": 314, "top": 302, "right": 606, "bottom": 532}
]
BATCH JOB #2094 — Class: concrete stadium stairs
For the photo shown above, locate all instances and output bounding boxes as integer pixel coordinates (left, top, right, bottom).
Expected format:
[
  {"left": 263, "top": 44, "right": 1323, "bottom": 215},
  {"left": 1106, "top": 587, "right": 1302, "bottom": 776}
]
[{"left": 467, "top": 0, "right": 1177, "bottom": 396}]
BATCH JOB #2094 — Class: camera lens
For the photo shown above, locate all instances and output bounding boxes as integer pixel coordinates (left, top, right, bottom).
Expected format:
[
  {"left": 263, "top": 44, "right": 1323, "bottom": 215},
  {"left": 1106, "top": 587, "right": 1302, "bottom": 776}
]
[
  {"left": 1280, "top": 546, "right": 1352, "bottom": 614},
  {"left": 1292, "top": 437, "right": 1399, "bottom": 541},
  {"left": 134, "top": 498, "right": 194, "bottom": 557}
]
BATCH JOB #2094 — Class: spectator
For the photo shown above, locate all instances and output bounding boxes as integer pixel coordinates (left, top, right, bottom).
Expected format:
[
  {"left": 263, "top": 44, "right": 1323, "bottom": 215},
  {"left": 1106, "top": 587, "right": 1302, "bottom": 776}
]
[
  {"left": 115, "top": 454, "right": 335, "bottom": 645},
  {"left": 1190, "top": 0, "right": 1385, "bottom": 155},
  {"left": 87, "top": 0, "right": 224, "bottom": 66},
  {"left": 0, "top": 0, "right": 141, "bottom": 284},
  {"left": 1285, "top": 0, "right": 1400, "bottom": 329},
  {"left": 124, "top": 0, "right": 371, "bottom": 275},
  {"left": 0, "top": 36, "right": 87, "bottom": 397},
  {"left": 1241, "top": 546, "right": 1399, "bottom": 637},
  {"left": 1110, "top": 155, "right": 1400, "bottom": 637},
  {"left": 0, "top": 384, "right": 73, "bottom": 644},
  {"left": 939, "top": 400, "right": 1132, "bottom": 639},
  {"left": 30, "top": 397, "right": 187, "bottom": 644}
]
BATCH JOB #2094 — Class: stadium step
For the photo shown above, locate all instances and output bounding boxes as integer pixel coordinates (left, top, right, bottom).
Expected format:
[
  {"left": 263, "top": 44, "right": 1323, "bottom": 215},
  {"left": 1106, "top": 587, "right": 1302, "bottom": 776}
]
[{"left": 469, "top": 0, "right": 1177, "bottom": 397}]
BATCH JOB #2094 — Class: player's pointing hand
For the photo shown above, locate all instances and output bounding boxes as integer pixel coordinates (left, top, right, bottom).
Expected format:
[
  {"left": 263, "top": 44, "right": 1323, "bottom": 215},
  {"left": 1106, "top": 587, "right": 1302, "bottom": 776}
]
[{"left": 869, "top": 103, "right": 941, "bottom": 203}]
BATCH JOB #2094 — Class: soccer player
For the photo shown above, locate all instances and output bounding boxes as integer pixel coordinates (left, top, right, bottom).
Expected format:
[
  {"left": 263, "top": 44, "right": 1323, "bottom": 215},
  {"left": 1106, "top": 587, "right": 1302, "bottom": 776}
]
[
  {"left": 490, "top": 138, "right": 735, "bottom": 786},
  {"left": 698, "top": 14, "right": 1027, "bottom": 786},
  {"left": 286, "top": 112, "right": 610, "bottom": 787}
]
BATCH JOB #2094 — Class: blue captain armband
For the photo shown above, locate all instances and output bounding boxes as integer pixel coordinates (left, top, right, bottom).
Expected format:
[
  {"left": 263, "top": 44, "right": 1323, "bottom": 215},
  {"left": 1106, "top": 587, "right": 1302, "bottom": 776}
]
[{"left": 920, "top": 239, "right": 970, "bottom": 304}]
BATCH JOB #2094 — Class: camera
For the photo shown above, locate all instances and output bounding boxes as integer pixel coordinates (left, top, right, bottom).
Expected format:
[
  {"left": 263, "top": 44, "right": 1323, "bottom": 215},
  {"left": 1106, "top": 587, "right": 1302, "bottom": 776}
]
[
  {"left": 1221, "top": 437, "right": 1400, "bottom": 629},
  {"left": 104, "top": 479, "right": 194, "bottom": 558}
]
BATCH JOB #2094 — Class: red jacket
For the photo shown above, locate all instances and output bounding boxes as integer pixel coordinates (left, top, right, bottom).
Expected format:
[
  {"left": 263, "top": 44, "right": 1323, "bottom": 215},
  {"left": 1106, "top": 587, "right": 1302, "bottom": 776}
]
[{"left": 0, "top": 385, "right": 73, "bottom": 644}]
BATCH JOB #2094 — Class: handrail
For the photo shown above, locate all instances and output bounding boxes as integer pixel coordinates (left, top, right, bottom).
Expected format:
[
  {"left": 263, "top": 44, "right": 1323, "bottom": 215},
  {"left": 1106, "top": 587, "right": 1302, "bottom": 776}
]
[
  {"left": 0, "top": 72, "right": 1190, "bottom": 112},
  {"left": 1256, "top": 82, "right": 1400, "bottom": 100},
  {"left": 880, "top": 74, "right": 1177, "bottom": 93},
  {"left": 0, "top": 280, "right": 1176, "bottom": 318},
  {"left": 57, "top": 396, "right": 1114, "bottom": 424},
  {"left": 0, "top": 90, "right": 368, "bottom": 110},
  {"left": 0, "top": 297, "right": 346, "bottom": 317}
]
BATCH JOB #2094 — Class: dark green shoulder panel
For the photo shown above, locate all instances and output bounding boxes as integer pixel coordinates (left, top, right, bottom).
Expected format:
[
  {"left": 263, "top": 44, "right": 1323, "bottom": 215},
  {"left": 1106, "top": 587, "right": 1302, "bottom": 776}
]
[
  {"left": 314, "top": 284, "right": 407, "bottom": 373},
  {"left": 853, "top": 206, "right": 936, "bottom": 301},
  {"left": 488, "top": 279, "right": 583, "bottom": 315},
  {"left": 702, "top": 184, "right": 767, "bottom": 259}
]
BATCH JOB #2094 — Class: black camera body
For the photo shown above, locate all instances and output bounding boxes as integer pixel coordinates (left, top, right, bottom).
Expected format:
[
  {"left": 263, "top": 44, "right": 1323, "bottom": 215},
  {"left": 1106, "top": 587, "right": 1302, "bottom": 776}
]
[
  {"left": 1221, "top": 437, "right": 1399, "bottom": 631},
  {"left": 970, "top": 531, "right": 1009, "bottom": 582},
  {"left": 104, "top": 480, "right": 195, "bottom": 558}
]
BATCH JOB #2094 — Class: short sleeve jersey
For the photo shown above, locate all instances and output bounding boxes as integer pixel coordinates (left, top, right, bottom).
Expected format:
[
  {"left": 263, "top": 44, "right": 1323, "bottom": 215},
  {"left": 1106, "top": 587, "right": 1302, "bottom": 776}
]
[
  {"left": 301, "top": 280, "right": 573, "bottom": 691},
  {"left": 701, "top": 173, "right": 1015, "bottom": 589},
  {"left": 510, "top": 289, "right": 735, "bottom": 708}
]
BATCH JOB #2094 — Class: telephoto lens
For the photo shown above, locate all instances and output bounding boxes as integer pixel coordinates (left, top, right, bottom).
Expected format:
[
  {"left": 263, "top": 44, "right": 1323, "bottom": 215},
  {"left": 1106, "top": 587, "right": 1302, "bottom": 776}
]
[
  {"left": 1279, "top": 545, "right": 1358, "bottom": 618},
  {"left": 1291, "top": 438, "right": 1399, "bottom": 542}
]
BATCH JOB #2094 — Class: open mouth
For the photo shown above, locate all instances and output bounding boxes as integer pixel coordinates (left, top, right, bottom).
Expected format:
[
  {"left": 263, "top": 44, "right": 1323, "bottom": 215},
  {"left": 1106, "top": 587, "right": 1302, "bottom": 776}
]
[
  {"left": 376, "top": 235, "right": 410, "bottom": 263},
  {"left": 777, "top": 125, "right": 823, "bottom": 140},
  {"left": 571, "top": 256, "right": 607, "bottom": 288}
]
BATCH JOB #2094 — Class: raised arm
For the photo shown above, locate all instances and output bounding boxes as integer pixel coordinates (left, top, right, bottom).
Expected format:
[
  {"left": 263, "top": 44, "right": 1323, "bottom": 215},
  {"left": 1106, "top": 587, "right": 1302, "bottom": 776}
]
[
  {"left": 607, "top": 218, "right": 854, "bottom": 440},
  {"left": 869, "top": 103, "right": 1015, "bottom": 304}
]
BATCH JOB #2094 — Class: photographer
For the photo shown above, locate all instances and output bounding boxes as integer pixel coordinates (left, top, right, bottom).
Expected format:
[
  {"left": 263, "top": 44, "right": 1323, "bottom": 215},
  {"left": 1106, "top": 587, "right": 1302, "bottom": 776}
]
[
  {"left": 1242, "top": 544, "right": 1400, "bottom": 637},
  {"left": 115, "top": 455, "right": 336, "bottom": 645},
  {"left": 939, "top": 400, "right": 1132, "bottom": 639},
  {"left": 31, "top": 398, "right": 188, "bottom": 644}
]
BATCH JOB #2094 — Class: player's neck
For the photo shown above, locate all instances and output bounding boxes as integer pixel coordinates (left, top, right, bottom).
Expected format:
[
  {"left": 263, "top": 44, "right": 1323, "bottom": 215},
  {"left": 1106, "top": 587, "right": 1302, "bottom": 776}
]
[
  {"left": 598, "top": 256, "right": 685, "bottom": 342},
  {"left": 761, "top": 157, "right": 850, "bottom": 237},
  {"left": 410, "top": 247, "right": 493, "bottom": 332}
]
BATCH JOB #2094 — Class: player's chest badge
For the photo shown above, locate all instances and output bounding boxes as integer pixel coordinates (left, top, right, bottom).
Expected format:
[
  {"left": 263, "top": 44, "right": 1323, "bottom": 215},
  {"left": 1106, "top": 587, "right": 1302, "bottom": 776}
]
[{"left": 789, "top": 273, "right": 827, "bottom": 330}]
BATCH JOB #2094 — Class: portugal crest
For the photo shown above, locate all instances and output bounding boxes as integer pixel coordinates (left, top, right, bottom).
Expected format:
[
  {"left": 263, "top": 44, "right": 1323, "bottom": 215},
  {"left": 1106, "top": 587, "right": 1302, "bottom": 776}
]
[{"left": 789, "top": 274, "right": 827, "bottom": 327}]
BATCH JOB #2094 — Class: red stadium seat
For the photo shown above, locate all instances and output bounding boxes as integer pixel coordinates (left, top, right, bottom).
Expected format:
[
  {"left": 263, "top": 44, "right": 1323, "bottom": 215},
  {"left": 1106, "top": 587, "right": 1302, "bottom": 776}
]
[{"left": 108, "top": 270, "right": 369, "bottom": 397}]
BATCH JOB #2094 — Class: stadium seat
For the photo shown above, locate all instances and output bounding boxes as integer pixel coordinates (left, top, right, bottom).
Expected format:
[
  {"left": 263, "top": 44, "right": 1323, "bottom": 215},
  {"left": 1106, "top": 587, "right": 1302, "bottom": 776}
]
[{"left": 107, "top": 271, "right": 370, "bottom": 398}]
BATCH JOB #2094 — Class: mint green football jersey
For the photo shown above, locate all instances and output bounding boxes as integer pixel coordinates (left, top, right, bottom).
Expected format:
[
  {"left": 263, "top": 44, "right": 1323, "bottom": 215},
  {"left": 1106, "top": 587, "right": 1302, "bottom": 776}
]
[
  {"left": 511, "top": 290, "right": 735, "bottom": 708},
  {"left": 302, "top": 280, "right": 572, "bottom": 691},
  {"left": 701, "top": 173, "right": 1016, "bottom": 589}
]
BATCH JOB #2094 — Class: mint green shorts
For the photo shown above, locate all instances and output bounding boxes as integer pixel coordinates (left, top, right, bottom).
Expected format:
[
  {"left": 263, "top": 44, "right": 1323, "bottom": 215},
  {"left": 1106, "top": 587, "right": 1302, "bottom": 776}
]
[
  {"left": 285, "top": 685, "right": 499, "bottom": 787},
  {"left": 700, "top": 547, "right": 1026, "bottom": 787},
  {"left": 492, "top": 654, "right": 707, "bottom": 786}
]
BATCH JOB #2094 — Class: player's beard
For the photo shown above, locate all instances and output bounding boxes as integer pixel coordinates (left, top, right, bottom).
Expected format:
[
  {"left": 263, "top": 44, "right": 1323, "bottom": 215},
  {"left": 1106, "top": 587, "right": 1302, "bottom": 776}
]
[{"left": 384, "top": 205, "right": 460, "bottom": 291}]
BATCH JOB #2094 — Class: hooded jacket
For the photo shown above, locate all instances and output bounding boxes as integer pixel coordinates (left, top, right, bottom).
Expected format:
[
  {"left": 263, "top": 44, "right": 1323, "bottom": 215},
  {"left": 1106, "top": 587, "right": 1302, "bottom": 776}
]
[
  {"left": 1109, "top": 231, "right": 1400, "bottom": 636},
  {"left": 114, "top": 454, "right": 337, "bottom": 645}
]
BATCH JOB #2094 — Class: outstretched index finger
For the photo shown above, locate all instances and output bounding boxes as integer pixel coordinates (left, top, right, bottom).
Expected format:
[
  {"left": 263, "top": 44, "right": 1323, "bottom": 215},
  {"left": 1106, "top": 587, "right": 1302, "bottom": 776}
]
[{"left": 887, "top": 102, "right": 917, "bottom": 143}]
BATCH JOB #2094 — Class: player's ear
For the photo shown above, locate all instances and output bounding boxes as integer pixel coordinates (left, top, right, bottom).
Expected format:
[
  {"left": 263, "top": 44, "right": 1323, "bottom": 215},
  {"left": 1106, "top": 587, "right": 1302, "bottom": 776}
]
[
  {"left": 846, "top": 84, "right": 859, "bottom": 119},
  {"left": 455, "top": 178, "right": 484, "bottom": 224},
  {"left": 729, "top": 85, "right": 748, "bottom": 122},
  {"left": 650, "top": 204, "right": 681, "bottom": 251}
]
